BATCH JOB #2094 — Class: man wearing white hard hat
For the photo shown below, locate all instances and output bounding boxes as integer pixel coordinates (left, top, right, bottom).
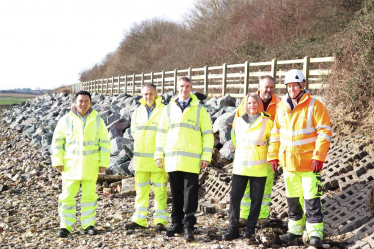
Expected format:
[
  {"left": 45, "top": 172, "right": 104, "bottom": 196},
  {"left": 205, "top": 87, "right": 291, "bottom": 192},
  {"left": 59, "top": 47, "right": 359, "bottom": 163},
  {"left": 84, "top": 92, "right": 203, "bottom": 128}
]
[{"left": 268, "top": 69, "right": 332, "bottom": 247}]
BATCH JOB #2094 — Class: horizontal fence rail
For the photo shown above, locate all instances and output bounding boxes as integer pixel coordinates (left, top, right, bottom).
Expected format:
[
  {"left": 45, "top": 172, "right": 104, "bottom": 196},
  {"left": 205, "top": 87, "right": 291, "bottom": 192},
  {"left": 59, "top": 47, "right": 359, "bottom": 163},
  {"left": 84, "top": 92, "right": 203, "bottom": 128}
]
[{"left": 69, "top": 56, "right": 334, "bottom": 98}]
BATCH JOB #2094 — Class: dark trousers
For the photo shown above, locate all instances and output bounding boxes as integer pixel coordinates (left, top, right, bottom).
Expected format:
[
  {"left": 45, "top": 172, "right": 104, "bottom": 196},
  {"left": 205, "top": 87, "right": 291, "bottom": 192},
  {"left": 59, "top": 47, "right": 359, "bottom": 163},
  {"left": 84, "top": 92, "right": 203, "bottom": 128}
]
[
  {"left": 168, "top": 171, "right": 199, "bottom": 228},
  {"left": 229, "top": 174, "right": 267, "bottom": 229}
]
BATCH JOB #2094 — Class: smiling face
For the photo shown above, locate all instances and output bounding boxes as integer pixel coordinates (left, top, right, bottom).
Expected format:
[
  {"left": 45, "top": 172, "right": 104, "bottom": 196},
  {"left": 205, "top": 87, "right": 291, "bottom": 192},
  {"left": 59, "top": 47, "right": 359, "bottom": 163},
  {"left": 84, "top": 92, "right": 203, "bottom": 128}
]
[
  {"left": 286, "top": 82, "right": 302, "bottom": 99},
  {"left": 177, "top": 79, "right": 192, "bottom": 101},
  {"left": 142, "top": 86, "right": 157, "bottom": 108},
  {"left": 75, "top": 94, "right": 91, "bottom": 116},
  {"left": 258, "top": 78, "right": 275, "bottom": 101},
  {"left": 247, "top": 96, "right": 259, "bottom": 115}
]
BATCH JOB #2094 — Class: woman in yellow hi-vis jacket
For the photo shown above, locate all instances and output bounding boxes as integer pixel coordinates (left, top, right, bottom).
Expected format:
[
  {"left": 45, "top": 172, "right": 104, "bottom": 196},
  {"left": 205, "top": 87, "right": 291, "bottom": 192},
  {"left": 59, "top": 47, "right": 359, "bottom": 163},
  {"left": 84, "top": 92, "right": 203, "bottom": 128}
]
[
  {"left": 51, "top": 91, "right": 111, "bottom": 238},
  {"left": 222, "top": 93, "right": 273, "bottom": 240}
]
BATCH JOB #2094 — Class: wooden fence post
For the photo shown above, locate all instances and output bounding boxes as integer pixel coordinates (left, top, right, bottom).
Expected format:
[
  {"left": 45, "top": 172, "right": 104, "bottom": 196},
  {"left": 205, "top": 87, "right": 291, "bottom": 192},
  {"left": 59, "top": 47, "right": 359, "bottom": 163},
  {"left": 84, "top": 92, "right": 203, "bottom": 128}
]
[
  {"left": 132, "top": 74, "right": 135, "bottom": 95},
  {"left": 141, "top": 73, "right": 144, "bottom": 89},
  {"left": 150, "top": 72, "right": 154, "bottom": 84},
  {"left": 161, "top": 70, "right": 165, "bottom": 95},
  {"left": 124, "top": 75, "right": 127, "bottom": 94},
  {"left": 303, "top": 56, "right": 310, "bottom": 89},
  {"left": 188, "top": 67, "right": 192, "bottom": 79},
  {"left": 111, "top": 77, "right": 114, "bottom": 95},
  {"left": 222, "top": 63, "right": 227, "bottom": 96},
  {"left": 174, "top": 69, "right": 177, "bottom": 93},
  {"left": 106, "top": 77, "right": 109, "bottom": 95},
  {"left": 204, "top": 65, "right": 208, "bottom": 95},
  {"left": 244, "top": 61, "right": 249, "bottom": 97},
  {"left": 271, "top": 58, "right": 277, "bottom": 82}
]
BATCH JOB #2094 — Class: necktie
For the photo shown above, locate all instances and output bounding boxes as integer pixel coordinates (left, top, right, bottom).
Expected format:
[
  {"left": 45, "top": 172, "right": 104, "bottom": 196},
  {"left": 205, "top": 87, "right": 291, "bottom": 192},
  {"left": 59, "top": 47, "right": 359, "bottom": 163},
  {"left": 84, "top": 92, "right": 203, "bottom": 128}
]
[{"left": 180, "top": 101, "right": 187, "bottom": 109}]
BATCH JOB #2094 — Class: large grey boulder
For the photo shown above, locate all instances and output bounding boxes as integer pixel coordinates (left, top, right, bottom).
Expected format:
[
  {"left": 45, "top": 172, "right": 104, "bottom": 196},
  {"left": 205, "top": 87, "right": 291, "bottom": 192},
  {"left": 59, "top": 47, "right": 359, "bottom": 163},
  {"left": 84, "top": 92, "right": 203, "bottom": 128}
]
[
  {"left": 99, "top": 110, "right": 111, "bottom": 121},
  {"left": 106, "top": 113, "right": 121, "bottom": 126},
  {"left": 217, "top": 94, "right": 236, "bottom": 108},
  {"left": 206, "top": 98, "right": 219, "bottom": 109},
  {"left": 236, "top": 98, "right": 243, "bottom": 107},
  {"left": 107, "top": 118, "right": 130, "bottom": 131},
  {"left": 213, "top": 112, "right": 235, "bottom": 133},
  {"left": 192, "top": 91, "right": 207, "bottom": 101},
  {"left": 219, "top": 126, "right": 232, "bottom": 145},
  {"left": 110, "top": 137, "right": 127, "bottom": 156},
  {"left": 219, "top": 141, "right": 235, "bottom": 160}
]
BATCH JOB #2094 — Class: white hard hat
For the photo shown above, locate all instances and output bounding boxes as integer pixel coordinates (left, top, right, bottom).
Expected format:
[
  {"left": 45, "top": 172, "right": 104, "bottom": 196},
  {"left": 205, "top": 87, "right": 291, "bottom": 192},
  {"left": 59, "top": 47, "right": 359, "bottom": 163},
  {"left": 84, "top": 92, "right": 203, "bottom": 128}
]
[{"left": 284, "top": 69, "right": 305, "bottom": 84}]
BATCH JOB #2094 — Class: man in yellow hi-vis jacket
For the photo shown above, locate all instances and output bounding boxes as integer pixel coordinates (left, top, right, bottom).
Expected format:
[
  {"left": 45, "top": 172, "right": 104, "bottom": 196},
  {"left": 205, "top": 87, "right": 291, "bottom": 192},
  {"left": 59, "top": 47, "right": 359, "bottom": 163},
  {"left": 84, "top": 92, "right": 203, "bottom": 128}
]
[
  {"left": 125, "top": 83, "right": 168, "bottom": 231},
  {"left": 268, "top": 69, "right": 331, "bottom": 247},
  {"left": 155, "top": 77, "right": 214, "bottom": 241},
  {"left": 51, "top": 91, "right": 111, "bottom": 238},
  {"left": 235, "top": 76, "right": 280, "bottom": 227}
]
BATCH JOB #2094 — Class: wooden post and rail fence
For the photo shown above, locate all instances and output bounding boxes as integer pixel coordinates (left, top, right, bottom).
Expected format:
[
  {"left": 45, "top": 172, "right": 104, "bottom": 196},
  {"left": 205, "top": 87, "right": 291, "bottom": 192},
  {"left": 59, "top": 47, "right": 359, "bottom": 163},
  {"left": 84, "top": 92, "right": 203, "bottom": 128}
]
[{"left": 68, "top": 56, "right": 334, "bottom": 98}]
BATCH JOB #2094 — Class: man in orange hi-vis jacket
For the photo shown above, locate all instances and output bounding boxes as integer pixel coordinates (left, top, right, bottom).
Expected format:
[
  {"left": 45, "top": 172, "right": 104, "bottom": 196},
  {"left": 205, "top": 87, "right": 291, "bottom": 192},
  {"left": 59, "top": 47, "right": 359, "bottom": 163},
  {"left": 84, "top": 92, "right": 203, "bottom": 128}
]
[
  {"left": 268, "top": 69, "right": 331, "bottom": 247},
  {"left": 235, "top": 75, "right": 280, "bottom": 227}
]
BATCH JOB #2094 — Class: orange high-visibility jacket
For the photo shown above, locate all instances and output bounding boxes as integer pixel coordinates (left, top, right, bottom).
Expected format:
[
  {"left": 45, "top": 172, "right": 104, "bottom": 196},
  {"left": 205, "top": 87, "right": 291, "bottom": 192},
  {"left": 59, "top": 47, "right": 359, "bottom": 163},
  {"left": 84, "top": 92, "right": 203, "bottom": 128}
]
[
  {"left": 267, "top": 91, "right": 332, "bottom": 172},
  {"left": 235, "top": 91, "right": 280, "bottom": 121}
]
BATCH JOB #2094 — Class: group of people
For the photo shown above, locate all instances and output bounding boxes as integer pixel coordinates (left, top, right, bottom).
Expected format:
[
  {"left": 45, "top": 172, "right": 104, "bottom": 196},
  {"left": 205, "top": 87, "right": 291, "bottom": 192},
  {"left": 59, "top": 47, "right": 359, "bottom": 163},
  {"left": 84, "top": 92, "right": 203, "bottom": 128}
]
[{"left": 51, "top": 69, "right": 331, "bottom": 247}]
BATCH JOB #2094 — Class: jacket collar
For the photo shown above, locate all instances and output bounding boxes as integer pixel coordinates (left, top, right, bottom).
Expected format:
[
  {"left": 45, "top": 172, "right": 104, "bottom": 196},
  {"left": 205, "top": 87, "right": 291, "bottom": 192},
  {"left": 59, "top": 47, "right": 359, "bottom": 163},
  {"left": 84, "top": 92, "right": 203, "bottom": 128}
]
[
  {"left": 70, "top": 106, "right": 96, "bottom": 119},
  {"left": 139, "top": 95, "right": 163, "bottom": 108},
  {"left": 256, "top": 90, "right": 278, "bottom": 105},
  {"left": 171, "top": 94, "right": 199, "bottom": 107},
  {"left": 280, "top": 90, "right": 311, "bottom": 111}
]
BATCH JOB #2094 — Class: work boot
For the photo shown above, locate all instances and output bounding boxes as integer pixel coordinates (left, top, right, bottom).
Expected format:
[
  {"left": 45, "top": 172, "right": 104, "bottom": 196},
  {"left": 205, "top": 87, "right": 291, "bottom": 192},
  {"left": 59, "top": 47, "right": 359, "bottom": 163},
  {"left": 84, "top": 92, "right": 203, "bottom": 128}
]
[
  {"left": 154, "top": 223, "right": 166, "bottom": 231},
  {"left": 125, "top": 222, "right": 144, "bottom": 230},
  {"left": 222, "top": 227, "right": 240, "bottom": 240},
  {"left": 243, "top": 227, "right": 255, "bottom": 238},
  {"left": 56, "top": 228, "right": 70, "bottom": 238},
  {"left": 165, "top": 223, "right": 184, "bottom": 237},
  {"left": 184, "top": 228, "right": 195, "bottom": 241},
  {"left": 238, "top": 218, "right": 247, "bottom": 228},
  {"left": 310, "top": 236, "right": 323, "bottom": 247},
  {"left": 84, "top": 226, "right": 98, "bottom": 235},
  {"left": 257, "top": 218, "right": 270, "bottom": 227},
  {"left": 279, "top": 232, "right": 302, "bottom": 243}
]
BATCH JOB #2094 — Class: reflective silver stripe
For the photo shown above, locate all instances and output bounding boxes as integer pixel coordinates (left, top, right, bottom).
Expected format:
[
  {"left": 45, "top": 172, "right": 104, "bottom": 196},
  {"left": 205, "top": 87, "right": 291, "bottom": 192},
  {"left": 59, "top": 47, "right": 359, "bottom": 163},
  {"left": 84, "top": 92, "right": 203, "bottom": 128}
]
[
  {"left": 291, "top": 225, "right": 304, "bottom": 231},
  {"left": 317, "top": 132, "right": 331, "bottom": 142},
  {"left": 155, "top": 208, "right": 167, "bottom": 214},
  {"left": 99, "top": 139, "right": 110, "bottom": 143},
  {"left": 170, "top": 123, "right": 200, "bottom": 131},
  {"left": 60, "top": 204, "right": 76, "bottom": 210},
  {"left": 271, "top": 129, "right": 280, "bottom": 133},
  {"left": 261, "top": 201, "right": 270, "bottom": 206},
  {"left": 133, "top": 213, "right": 147, "bottom": 220},
  {"left": 153, "top": 182, "right": 167, "bottom": 188},
  {"left": 243, "top": 138, "right": 267, "bottom": 146},
  {"left": 256, "top": 118, "right": 269, "bottom": 145},
  {"left": 83, "top": 149, "right": 100, "bottom": 155},
  {"left": 84, "top": 141, "right": 97, "bottom": 146},
  {"left": 157, "top": 128, "right": 168, "bottom": 134},
  {"left": 136, "top": 207, "right": 148, "bottom": 212},
  {"left": 66, "top": 115, "right": 71, "bottom": 135},
  {"left": 280, "top": 127, "right": 316, "bottom": 136},
  {"left": 61, "top": 218, "right": 74, "bottom": 226},
  {"left": 81, "top": 201, "right": 97, "bottom": 208},
  {"left": 263, "top": 194, "right": 271, "bottom": 199},
  {"left": 101, "top": 147, "right": 110, "bottom": 153},
  {"left": 153, "top": 214, "right": 168, "bottom": 220},
  {"left": 202, "top": 129, "right": 212, "bottom": 135},
  {"left": 165, "top": 151, "right": 201, "bottom": 159},
  {"left": 136, "top": 126, "right": 158, "bottom": 131},
  {"left": 316, "top": 125, "right": 331, "bottom": 131},
  {"left": 81, "top": 209, "right": 96, "bottom": 217},
  {"left": 195, "top": 104, "right": 202, "bottom": 131},
  {"left": 155, "top": 147, "right": 164, "bottom": 152},
  {"left": 81, "top": 215, "right": 96, "bottom": 226},
  {"left": 269, "top": 137, "right": 280, "bottom": 142},
  {"left": 60, "top": 212, "right": 76, "bottom": 219},
  {"left": 134, "top": 152, "right": 154, "bottom": 158},
  {"left": 202, "top": 147, "right": 212, "bottom": 153},
  {"left": 241, "top": 159, "right": 267, "bottom": 166},
  {"left": 280, "top": 137, "right": 317, "bottom": 147},
  {"left": 137, "top": 180, "right": 151, "bottom": 187},
  {"left": 243, "top": 194, "right": 251, "bottom": 199},
  {"left": 240, "top": 201, "right": 251, "bottom": 207},
  {"left": 306, "top": 98, "right": 316, "bottom": 129},
  {"left": 66, "top": 141, "right": 75, "bottom": 146},
  {"left": 54, "top": 145, "right": 64, "bottom": 150},
  {"left": 55, "top": 138, "right": 65, "bottom": 143}
]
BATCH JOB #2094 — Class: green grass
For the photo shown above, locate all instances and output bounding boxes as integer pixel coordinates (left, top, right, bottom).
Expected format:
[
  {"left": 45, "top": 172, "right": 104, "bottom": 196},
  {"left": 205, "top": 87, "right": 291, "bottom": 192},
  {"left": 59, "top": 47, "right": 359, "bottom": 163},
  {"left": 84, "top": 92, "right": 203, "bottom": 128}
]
[{"left": 0, "top": 96, "right": 32, "bottom": 105}]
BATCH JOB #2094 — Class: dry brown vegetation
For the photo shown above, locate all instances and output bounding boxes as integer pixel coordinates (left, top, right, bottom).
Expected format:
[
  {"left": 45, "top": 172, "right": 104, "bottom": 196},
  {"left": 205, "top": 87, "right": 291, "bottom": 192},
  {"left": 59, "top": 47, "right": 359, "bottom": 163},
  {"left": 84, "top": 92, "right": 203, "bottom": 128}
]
[{"left": 53, "top": 85, "right": 72, "bottom": 94}]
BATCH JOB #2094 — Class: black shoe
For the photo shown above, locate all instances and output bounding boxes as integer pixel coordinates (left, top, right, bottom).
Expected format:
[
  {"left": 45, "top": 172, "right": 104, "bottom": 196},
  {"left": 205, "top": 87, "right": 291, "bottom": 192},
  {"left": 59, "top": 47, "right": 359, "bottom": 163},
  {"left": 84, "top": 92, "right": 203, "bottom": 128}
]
[
  {"left": 222, "top": 227, "right": 240, "bottom": 240},
  {"left": 84, "top": 226, "right": 98, "bottom": 235},
  {"left": 57, "top": 228, "right": 70, "bottom": 238},
  {"left": 166, "top": 223, "right": 184, "bottom": 237},
  {"left": 279, "top": 232, "right": 302, "bottom": 243},
  {"left": 154, "top": 223, "right": 166, "bottom": 231},
  {"left": 184, "top": 228, "right": 195, "bottom": 241},
  {"left": 125, "top": 222, "right": 144, "bottom": 230},
  {"left": 243, "top": 227, "right": 255, "bottom": 238},
  {"left": 310, "top": 236, "right": 323, "bottom": 247}
]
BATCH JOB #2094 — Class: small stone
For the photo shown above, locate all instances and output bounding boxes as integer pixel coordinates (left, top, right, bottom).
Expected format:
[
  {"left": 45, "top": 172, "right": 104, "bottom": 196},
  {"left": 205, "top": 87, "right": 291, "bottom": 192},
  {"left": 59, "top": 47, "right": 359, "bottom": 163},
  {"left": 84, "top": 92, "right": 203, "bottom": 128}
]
[
  {"left": 322, "top": 244, "right": 331, "bottom": 249},
  {"left": 30, "top": 217, "right": 39, "bottom": 224},
  {"left": 211, "top": 244, "right": 221, "bottom": 249}
]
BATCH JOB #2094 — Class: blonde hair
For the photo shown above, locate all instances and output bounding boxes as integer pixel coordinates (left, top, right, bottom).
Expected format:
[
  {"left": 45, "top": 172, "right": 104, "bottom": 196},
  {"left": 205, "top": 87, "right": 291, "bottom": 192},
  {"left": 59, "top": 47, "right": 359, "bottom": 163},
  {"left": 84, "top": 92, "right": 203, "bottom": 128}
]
[{"left": 242, "top": 93, "right": 264, "bottom": 115}]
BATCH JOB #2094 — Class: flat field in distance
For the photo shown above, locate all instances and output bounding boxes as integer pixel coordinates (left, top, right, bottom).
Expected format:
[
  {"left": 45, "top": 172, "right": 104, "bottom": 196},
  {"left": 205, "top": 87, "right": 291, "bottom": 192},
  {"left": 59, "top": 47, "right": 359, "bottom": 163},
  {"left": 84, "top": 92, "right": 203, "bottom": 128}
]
[{"left": 0, "top": 93, "right": 39, "bottom": 114}]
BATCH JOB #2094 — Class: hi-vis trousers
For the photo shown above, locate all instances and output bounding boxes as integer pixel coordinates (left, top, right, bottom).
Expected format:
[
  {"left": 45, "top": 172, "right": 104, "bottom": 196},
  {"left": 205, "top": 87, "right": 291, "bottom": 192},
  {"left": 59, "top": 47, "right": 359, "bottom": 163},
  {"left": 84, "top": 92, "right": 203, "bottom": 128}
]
[
  {"left": 284, "top": 170, "right": 324, "bottom": 239},
  {"left": 132, "top": 171, "right": 169, "bottom": 227},
  {"left": 240, "top": 164, "right": 274, "bottom": 219},
  {"left": 58, "top": 180, "right": 97, "bottom": 232}
]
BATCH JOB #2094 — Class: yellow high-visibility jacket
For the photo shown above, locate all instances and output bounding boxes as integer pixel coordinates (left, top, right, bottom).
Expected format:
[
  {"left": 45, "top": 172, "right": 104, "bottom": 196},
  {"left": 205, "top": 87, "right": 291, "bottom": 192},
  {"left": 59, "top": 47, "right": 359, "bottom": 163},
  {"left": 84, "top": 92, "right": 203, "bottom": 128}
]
[
  {"left": 154, "top": 94, "right": 214, "bottom": 174},
  {"left": 131, "top": 96, "right": 166, "bottom": 172},
  {"left": 267, "top": 91, "right": 332, "bottom": 172},
  {"left": 236, "top": 91, "right": 280, "bottom": 121},
  {"left": 51, "top": 107, "right": 111, "bottom": 180},
  {"left": 232, "top": 112, "right": 273, "bottom": 177}
]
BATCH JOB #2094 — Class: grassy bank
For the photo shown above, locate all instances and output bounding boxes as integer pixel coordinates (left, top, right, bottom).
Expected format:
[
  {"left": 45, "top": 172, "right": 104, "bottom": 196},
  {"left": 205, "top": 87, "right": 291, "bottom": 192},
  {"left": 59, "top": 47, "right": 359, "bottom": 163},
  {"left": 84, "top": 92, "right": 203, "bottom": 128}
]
[{"left": 0, "top": 94, "right": 37, "bottom": 115}]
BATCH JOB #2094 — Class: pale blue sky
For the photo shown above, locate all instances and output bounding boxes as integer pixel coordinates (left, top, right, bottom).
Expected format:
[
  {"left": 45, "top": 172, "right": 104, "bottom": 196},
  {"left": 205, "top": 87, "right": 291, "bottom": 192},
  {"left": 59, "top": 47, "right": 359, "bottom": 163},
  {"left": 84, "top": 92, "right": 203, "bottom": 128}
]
[{"left": 0, "top": 0, "right": 196, "bottom": 90}]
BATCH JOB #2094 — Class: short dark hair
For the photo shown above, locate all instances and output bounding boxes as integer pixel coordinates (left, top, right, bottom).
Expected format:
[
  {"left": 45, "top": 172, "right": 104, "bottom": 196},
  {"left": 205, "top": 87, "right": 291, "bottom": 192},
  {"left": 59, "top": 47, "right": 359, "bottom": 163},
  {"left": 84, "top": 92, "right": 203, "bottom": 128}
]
[
  {"left": 178, "top": 77, "right": 192, "bottom": 84},
  {"left": 260, "top": 75, "right": 274, "bottom": 82},
  {"left": 75, "top": 91, "right": 92, "bottom": 101},
  {"left": 142, "top": 83, "right": 157, "bottom": 90}
]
